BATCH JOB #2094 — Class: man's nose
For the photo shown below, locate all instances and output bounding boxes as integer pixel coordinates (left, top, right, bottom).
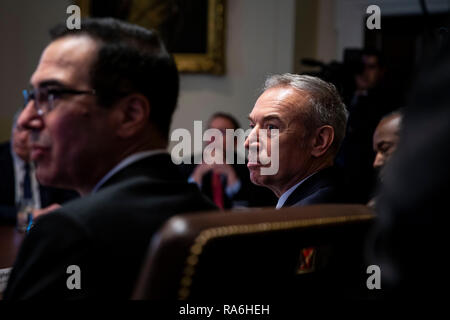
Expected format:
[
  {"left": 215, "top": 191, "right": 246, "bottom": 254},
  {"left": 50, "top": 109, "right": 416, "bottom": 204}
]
[
  {"left": 244, "top": 135, "right": 249, "bottom": 149},
  {"left": 244, "top": 127, "right": 258, "bottom": 149},
  {"left": 18, "top": 101, "right": 44, "bottom": 131},
  {"left": 373, "top": 152, "right": 384, "bottom": 169}
]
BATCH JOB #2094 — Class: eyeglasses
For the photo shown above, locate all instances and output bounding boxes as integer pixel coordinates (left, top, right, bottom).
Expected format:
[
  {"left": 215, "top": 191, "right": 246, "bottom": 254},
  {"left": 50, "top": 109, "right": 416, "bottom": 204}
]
[{"left": 22, "top": 87, "right": 96, "bottom": 116}]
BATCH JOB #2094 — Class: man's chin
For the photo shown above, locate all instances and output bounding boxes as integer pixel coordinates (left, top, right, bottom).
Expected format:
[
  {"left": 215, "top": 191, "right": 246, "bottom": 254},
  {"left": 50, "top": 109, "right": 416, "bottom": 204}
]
[
  {"left": 35, "top": 168, "right": 57, "bottom": 188},
  {"left": 249, "top": 171, "right": 266, "bottom": 187}
]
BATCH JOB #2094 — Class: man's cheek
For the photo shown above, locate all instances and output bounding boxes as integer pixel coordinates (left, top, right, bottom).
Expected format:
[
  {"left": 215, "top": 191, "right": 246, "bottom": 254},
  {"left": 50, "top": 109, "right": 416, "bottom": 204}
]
[{"left": 266, "top": 139, "right": 271, "bottom": 156}]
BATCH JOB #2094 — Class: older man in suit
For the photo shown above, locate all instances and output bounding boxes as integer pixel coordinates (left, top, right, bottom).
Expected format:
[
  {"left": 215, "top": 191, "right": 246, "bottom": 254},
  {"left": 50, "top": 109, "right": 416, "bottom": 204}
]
[
  {"left": 179, "top": 112, "right": 277, "bottom": 209},
  {"left": 245, "top": 74, "right": 348, "bottom": 208},
  {"left": 4, "top": 18, "right": 216, "bottom": 300}
]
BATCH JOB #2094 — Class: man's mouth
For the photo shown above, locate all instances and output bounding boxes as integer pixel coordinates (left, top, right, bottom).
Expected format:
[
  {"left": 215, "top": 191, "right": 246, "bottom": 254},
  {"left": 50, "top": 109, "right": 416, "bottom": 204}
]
[
  {"left": 247, "top": 162, "right": 261, "bottom": 169},
  {"left": 31, "top": 145, "right": 50, "bottom": 160}
]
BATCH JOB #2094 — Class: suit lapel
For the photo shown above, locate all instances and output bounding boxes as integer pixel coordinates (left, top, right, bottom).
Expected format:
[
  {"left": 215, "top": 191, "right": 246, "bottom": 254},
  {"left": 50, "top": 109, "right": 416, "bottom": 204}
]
[{"left": 282, "top": 167, "right": 337, "bottom": 208}]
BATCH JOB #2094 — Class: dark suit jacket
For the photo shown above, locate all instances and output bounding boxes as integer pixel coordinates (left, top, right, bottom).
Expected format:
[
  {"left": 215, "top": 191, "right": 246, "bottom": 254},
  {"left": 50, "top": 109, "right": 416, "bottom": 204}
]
[
  {"left": 0, "top": 142, "right": 78, "bottom": 224},
  {"left": 4, "top": 153, "right": 217, "bottom": 299},
  {"left": 281, "top": 166, "right": 346, "bottom": 207},
  {"left": 178, "top": 154, "right": 277, "bottom": 208}
]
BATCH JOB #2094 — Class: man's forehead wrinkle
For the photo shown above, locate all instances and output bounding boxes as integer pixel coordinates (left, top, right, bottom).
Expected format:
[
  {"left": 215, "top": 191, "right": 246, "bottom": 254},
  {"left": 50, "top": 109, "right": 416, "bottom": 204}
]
[
  {"left": 251, "top": 96, "right": 301, "bottom": 129},
  {"left": 263, "top": 114, "right": 283, "bottom": 121},
  {"left": 251, "top": 105, "right": 283, "bottom": 123},
  {"left": 41, "top": 55, "right": 80, "bottom": 68},
  {"left": 40, "top": 49, "right": 91, "bottom": 71}
]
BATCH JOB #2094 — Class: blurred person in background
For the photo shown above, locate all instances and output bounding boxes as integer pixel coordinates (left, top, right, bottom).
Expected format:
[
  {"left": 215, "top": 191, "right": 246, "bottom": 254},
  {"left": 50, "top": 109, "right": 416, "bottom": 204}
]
[
  {"left": 336, "top": 49, "right": 398, "bottom": 204},
  {"left": 0, "top": 111, "right": 78, "bottom": 225},
  {"left": 372, "top": 111, "right": 403, "bottom": 181},
  {"left": 367, "top": 110, "right": 402, "bottom": 208}
]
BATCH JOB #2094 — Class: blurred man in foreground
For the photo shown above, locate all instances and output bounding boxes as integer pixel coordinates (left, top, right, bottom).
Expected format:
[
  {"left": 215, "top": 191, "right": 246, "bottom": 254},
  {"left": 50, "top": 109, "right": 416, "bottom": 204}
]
[{"left": 4, "top": 18, "right": 215, "bottom": 300}]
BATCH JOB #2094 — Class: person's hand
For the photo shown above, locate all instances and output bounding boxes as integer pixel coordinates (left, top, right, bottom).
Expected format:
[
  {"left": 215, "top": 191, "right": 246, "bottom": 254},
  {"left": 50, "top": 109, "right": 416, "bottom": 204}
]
[
  {"left": 32, "top": 203, "right": 61, "bottom": 219},
  {"left": 191, "top": 163, "right": 214, "bottom": 185},
  {"left": 212, "top": 164, "right": 239, "bottom": 187}
]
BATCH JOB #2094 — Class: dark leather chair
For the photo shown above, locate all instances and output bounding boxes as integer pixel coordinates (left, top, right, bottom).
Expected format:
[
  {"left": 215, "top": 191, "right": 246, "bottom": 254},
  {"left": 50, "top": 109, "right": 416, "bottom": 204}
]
[{"left": 133, "top": 204, "right": 375, "bottom": 300}]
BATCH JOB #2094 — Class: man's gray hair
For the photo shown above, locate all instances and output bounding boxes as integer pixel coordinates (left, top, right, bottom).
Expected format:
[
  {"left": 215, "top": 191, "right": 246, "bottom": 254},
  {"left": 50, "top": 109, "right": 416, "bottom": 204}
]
[{"left": 264, "top": 73, "right": 349, "bottom": 156}]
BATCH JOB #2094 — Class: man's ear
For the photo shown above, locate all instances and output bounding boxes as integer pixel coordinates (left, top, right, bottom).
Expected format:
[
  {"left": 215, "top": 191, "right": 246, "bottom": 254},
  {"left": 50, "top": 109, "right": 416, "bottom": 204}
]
[
  {"left": 310, "top": 125, "right": 334, "bottom": 157},
  {"left": 115, "top": 94, "right": 150, "bottom": 138}
]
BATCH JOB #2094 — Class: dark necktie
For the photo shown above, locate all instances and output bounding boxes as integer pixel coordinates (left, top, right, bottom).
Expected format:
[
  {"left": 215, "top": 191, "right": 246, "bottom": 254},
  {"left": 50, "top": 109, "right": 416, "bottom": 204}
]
[{"left": 23, "top": 163, "right": 32, "bottom": 200}]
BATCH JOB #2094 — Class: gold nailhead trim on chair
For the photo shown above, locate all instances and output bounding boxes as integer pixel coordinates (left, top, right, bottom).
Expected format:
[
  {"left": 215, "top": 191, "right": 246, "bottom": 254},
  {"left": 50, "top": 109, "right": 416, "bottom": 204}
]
[{"left": 177, "top": 213, "right": 374, "bottom": 300}]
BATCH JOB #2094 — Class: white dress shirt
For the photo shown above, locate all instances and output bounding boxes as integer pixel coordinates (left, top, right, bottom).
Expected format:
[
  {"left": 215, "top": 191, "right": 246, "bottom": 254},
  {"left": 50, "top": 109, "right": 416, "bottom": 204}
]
[
  {"left": 12, "top": 150, "right": 41, "bottom": 209},
  {"left": 276, "top": 172, "right": 317, "bottom": 209}
]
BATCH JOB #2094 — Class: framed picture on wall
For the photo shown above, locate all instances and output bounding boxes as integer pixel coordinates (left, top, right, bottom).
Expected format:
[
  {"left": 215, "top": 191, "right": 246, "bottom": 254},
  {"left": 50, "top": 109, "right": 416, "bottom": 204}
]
[{"left": 76, "top": 0, "right": 226, "bottom": 74}]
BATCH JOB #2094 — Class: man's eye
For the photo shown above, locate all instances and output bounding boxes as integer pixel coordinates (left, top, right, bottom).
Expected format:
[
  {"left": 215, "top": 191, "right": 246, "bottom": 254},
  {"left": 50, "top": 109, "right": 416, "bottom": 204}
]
[
  {"left": 266, "top": 124, "right": 278, "bottom": 130},
  {"left": 379, "top": 143, "right": 393, "bottom": 154},
  {"left": 249, "top": 124, "right": 255, "bottom": 129}
]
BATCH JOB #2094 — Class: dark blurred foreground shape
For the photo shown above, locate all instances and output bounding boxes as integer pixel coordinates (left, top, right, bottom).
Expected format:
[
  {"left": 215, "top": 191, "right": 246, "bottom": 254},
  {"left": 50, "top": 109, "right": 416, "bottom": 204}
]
[
  {"left": 133, "top": 204, "right": 374, "bottom": 300},
  {"left": 367, "top": 35, "right": 450, "bottom": 299}
]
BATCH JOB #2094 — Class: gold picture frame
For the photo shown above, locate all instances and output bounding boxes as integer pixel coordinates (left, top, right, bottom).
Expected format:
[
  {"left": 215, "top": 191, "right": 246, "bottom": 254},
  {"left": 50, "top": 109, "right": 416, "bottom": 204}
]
[{"left": 76, "top": 0, "right": 226, "bottom": 75}]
